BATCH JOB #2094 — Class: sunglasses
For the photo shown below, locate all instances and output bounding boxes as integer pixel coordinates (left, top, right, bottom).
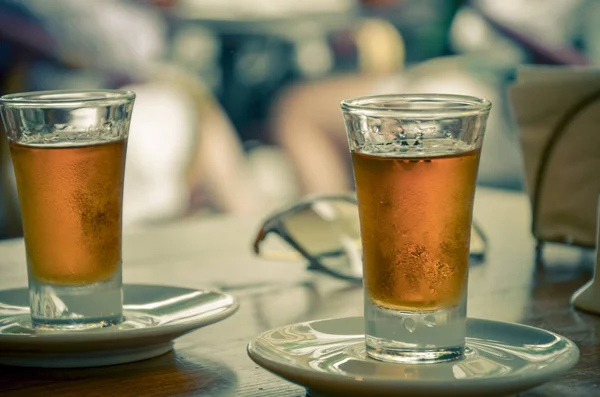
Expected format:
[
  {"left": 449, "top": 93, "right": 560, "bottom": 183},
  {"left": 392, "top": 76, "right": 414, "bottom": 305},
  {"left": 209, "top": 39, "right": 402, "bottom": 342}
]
[{"left": 253, "top": 194, "right": 487, "bottom": 283}]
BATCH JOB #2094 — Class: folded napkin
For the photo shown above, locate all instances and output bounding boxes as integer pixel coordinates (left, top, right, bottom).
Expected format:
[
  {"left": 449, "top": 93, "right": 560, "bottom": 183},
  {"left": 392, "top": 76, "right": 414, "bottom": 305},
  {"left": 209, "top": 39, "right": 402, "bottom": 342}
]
[{"left": 508, "top": 66, "right": 600, "bottom": 248}]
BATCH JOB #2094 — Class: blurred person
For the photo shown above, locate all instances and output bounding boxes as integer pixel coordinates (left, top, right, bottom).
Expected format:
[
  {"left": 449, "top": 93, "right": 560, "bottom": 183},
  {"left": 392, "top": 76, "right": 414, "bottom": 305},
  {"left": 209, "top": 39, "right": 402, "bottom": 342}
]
[
  {"left": 269, "top": 0, "right": 600, "bottom": 198},
  {"left": 0, "top": 0, "right": 261, "bottom": 234},
  {"left": 268, "top": 0, "right": 480, "bottom": 196},
  {"left": 270, "top": 55, "right": 521, "bottom": 197},
  {"left": 270, "top": 73, "right": 377, "bottom": 195},
  {"left": 456, "top": 0, "right": 595, "bottom": 66},
  {"left": 122, "top": 67, "right": 261, "bottom": 225}
]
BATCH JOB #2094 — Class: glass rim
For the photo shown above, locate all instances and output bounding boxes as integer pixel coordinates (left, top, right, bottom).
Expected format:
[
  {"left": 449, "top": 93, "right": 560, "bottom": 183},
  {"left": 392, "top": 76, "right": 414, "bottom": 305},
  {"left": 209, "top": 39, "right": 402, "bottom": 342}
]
[
  {"left": 0, "top": 89, "right": 136, "bottom": 108},
  {"left": 340, "top": 93, "right": 492, "bottom": 118}
]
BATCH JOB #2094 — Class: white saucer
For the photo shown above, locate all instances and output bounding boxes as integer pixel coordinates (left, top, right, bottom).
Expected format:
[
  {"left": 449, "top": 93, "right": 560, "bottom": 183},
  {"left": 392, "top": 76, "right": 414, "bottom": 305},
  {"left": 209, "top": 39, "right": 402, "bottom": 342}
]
[
  {"left": 0, "top": 284, "right": 239, "bottom": 368},
  {"left": 247, "top": 317, "right": 579, "bottom": 397}
]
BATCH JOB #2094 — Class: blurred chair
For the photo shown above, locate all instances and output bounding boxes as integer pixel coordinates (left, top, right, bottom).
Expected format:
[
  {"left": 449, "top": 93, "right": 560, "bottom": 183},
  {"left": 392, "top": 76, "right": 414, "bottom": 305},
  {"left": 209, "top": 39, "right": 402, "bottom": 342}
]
[
  {"left": 0, "top": 40, "right": 30, "bottom": 240},
  {"left": 0, "top": 129, "right": 21, "bottom": 240}
]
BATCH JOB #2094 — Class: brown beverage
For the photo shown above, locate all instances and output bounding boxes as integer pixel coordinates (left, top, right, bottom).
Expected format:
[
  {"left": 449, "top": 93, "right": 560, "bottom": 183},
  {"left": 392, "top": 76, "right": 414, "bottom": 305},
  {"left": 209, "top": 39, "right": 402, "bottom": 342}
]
[
  {"left": 352, "top": 144, "right": 480, "bottom": 311},
  {"left": 10, "top": 139, "right": 127, "bottom": 285}
]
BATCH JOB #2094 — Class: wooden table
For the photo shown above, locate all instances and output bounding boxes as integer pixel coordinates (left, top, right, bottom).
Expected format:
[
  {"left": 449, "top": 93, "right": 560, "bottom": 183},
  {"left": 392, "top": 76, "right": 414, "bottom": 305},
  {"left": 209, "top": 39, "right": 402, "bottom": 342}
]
[{"left": 1, "top": 187, "right": 598, "bottom": 396}]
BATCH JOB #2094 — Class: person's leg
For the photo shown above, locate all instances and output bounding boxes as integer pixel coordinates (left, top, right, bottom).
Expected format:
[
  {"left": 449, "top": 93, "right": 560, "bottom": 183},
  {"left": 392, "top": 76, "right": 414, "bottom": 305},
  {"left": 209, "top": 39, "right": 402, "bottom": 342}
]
[
  {"left": 121, "top": 81, "right": 196, "bottom": 226},
  {"left": 270, "top": 74, "right": 380, "bottom": 195},
  {"left": 122, "top": 72, "right": 262, "bottom": 226},
  {"left": 187, "top": 91, "right": 260, "bottom": 214}
]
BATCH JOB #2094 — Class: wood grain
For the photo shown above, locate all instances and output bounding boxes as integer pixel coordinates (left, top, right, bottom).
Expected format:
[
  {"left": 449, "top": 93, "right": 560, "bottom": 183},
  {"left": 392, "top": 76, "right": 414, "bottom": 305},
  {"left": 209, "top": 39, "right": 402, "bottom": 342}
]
[{"left": 0, "top": 188, "right": 598, "bottom": 396}]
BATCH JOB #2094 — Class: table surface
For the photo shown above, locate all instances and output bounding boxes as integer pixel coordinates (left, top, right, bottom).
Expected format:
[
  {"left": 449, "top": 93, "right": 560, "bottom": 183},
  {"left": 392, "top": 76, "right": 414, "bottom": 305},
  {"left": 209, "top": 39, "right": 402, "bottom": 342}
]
[{"left": 0, "top": 187, "right": 598, "bottom": 396}]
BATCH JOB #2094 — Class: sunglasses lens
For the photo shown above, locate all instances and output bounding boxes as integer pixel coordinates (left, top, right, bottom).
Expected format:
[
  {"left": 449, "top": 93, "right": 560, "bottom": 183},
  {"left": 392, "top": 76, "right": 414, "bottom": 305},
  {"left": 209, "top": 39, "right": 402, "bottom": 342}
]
[{"left": 282, "top": 200, "right": 363, "bottom": 278}]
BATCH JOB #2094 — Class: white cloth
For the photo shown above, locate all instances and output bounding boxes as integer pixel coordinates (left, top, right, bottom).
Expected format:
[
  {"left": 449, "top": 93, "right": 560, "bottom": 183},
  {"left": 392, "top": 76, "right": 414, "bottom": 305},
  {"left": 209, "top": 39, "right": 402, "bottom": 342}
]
[{"left": 122, "top": 82, "right": 197, "bottom": 228}]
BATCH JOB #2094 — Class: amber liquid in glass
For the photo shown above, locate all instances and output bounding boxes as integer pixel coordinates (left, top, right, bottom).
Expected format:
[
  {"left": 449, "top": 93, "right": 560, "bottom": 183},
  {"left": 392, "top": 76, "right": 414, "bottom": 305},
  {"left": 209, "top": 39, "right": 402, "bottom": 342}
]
[
  {"left": 10, "top": 139, "right": 127, "bottom": 285},
  {"left": 352, "top": 145, "right": 480, "bottom": 311}
]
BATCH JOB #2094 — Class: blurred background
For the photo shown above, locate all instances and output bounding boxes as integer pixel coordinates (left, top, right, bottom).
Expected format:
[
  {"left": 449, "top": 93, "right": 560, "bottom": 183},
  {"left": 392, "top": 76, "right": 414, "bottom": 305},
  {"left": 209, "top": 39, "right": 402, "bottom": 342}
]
[{"left": 1, "top": 0, "right": 599, "bottom": 240}]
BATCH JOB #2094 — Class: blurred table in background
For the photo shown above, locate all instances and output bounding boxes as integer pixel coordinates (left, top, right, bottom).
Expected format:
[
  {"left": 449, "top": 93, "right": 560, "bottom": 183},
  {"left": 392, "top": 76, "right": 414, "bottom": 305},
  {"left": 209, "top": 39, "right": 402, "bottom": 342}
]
[
  {"left": 169, "top": 0, "right": 360, "bottom": 143},
  {"left": 0, "top": 187, "right": 598, "bottom": 396},
  {"left": 172, "top": 0, "right": 358, "bottom": 36}
]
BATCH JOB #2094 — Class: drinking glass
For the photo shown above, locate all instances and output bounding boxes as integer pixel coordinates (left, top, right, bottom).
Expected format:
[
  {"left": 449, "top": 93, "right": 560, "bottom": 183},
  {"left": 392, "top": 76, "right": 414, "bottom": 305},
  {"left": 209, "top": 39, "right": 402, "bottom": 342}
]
[
  {"left": 0, "top": 90, "right": 135, "bottom": 330},
  {"left": 341, "top": 94, "right": 491, "bottom": 363}
]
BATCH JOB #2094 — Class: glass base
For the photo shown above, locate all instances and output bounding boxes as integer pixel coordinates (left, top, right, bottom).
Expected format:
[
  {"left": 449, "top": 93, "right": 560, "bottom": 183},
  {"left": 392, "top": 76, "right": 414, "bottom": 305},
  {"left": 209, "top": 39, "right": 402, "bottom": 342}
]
[
  {"left": 366, "top": 336, "right": 464, "bottom": 363},
  {"left": 364, "top": 293, "right": 466, "bottom": 364},
  {"left": 29, "top": 270, "right": 123, "bottom": 330}
]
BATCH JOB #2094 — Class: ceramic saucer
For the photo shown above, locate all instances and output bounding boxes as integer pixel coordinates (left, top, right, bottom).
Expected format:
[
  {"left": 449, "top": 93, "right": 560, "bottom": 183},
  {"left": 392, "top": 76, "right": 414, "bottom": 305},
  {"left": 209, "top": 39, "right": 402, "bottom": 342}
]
[
  {"left": 247, "top": 317, "right": 579, "bottom": 397},
  {"left": 0, "top": 284, "right": 238, "bottom": 368}
]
